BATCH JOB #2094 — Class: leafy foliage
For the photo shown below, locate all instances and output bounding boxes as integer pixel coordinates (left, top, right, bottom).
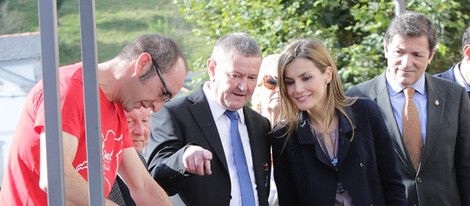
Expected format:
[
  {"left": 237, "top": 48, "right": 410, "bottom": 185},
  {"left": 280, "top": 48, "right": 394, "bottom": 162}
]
[
  {"left": 175, "top": 0, "right": 470, "bottom": 89},
  {"left": 4, "top": 0, "right": 469, "bottom": 90},
  {"left": 2, "top": 0, "right": 209, "bottom": 70}
]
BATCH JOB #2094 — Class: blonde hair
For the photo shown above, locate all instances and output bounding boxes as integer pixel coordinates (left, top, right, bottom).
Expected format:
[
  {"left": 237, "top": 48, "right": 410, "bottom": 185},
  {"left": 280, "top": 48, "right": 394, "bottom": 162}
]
[{"left": 275, "top": 39, "right": 357, "bottom": 141}]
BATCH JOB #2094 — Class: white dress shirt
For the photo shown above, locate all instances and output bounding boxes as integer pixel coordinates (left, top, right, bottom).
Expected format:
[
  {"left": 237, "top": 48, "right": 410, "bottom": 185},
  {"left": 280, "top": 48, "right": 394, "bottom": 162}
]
[{"left": 203, "top": 82, "right": 259, "bottom": 206}]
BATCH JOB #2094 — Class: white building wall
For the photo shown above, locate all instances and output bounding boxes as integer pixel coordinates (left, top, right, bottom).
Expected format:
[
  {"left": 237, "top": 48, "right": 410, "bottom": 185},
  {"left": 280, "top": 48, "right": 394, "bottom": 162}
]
[{"left": 0, "top": 58, "right": 41, "bottom": 186}]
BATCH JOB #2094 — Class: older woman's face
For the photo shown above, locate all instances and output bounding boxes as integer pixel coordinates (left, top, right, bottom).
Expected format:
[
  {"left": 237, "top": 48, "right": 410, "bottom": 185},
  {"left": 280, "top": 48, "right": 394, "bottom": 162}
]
[{"left": 255, "top": 56, "right": 281, "bottom": 118}]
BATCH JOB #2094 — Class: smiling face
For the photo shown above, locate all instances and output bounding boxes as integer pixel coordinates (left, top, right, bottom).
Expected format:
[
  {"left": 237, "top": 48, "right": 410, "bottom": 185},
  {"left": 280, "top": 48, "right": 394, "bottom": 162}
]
[
  {"left": 208, "top": 52, "right": 262, "bottom": 111},
  {"left": 284, "top": 57, "right": 331, "bottom": 112},
  {"left": 125, "top": 107, "right": 151, "bottom": 153},
  {"left": 384, "top": 34, "right": 435, "bottom": 88}
]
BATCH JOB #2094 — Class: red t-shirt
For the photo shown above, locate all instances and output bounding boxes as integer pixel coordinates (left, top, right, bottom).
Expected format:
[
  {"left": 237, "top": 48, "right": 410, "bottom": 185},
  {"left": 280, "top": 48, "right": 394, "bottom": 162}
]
[{"left": 0, "top": 63, "right": 133, "bottom": 205}]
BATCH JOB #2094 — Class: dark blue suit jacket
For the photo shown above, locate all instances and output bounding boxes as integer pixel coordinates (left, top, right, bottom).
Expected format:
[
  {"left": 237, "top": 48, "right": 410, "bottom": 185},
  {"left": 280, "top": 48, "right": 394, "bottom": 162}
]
[
  {"left": 271, "top": 98, "right": 406, "bottom": 206},
  {"left": 435, "top": 63, "right": 458, "bottom": 82},
  {"left": 435, "top": 63, "right": 470, "bottom": 100}
]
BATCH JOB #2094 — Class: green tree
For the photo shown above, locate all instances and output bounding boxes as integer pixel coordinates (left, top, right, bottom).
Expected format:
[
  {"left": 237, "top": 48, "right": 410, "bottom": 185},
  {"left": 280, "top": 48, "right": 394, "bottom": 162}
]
[
  {"left": 175, "top": 0, "right": 470, "bottom": 88},
  {"left": 57, "top": 0, "right": 65, "bottom": 10}
]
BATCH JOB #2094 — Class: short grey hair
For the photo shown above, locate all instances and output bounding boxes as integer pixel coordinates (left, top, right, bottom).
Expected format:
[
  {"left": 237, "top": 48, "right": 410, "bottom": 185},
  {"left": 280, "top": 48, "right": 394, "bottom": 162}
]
[{"left": 210, "top": 32, "right": 261, "bottom": 60}]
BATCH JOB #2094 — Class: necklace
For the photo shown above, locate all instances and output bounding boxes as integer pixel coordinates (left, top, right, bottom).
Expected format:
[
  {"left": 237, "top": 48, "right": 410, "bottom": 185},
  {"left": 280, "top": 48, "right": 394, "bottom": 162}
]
[{"left": 312, "top": 127, "right": 339, "bottom": 167}]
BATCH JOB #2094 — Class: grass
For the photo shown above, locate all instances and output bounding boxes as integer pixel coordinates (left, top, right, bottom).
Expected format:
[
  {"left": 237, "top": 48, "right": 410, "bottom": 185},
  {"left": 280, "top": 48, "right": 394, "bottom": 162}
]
[{"left": 2, "top": 0, "right": 212, "bottom": 70}]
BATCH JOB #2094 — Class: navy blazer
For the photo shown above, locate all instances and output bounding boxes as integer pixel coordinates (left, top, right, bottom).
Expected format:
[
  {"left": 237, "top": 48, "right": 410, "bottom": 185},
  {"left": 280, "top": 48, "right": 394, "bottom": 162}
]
[
  {"left": 271, "top": 98, "right": 406, "bottom": 206},
  {"left": 146, "top": 86, "right": 271, "bottom": 206},
  {"left": 347, "top": 73, "right": 470, "bottom": 206},
  {"left": 435, "top": 63, "right": 458, "bottom": 82}
]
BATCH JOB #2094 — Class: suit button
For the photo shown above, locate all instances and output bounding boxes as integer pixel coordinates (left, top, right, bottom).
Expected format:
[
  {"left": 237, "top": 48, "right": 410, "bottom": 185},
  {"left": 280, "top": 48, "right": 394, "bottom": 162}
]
[
  {"left": 225, "top": 195, "right": 232, "bottom": 201},
  {"left": 416, "top": 177, "right": 422, "bottom": 183},
  {"left": 359, "top": 163, "right": 364, "bottom": 167}
]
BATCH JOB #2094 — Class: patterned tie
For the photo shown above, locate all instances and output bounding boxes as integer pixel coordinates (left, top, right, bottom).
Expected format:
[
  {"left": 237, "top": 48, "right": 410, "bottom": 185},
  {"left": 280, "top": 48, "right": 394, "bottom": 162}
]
[
  {"left": 224, "top": 110, "right": 256, "bottom": 206},
  {"left": 402, "top": 88, "right": 423, "bottom": 171}
]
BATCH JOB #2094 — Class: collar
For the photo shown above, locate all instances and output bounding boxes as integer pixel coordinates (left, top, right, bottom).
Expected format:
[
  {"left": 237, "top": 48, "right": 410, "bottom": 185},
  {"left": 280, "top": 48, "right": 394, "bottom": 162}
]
[
  {"left": 203, "top": 82, "right": 245, "bottom": 124},
  {"left": 296, "top": 109, "right": 355, "bottom": 145},
  {"left": 453, "top": 62, "right": 470, "bottom": 92},
  {"left": 386, "top": 69, "right": 426, "bottom": 96}
]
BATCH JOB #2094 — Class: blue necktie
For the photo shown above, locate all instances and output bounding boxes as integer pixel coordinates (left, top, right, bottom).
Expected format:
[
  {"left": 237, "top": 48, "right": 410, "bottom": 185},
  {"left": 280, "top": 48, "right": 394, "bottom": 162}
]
[
  {"left": 224, "top": 110, "right": 255, "bottom": 206},
  {"left": 467, "top": 91, "right": 470, "bottom": 99}
]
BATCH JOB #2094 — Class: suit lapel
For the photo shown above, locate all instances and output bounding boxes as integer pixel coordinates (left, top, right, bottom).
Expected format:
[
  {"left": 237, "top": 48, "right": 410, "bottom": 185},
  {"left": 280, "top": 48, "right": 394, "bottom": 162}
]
[
  {"left": 187, "top": 88, "right": 229, "bottom": 172},
  {"left": 441, "top": 64, "right": 457, "bottom": 82},
  {"left": 371, "top": 74, "right": 409, "bottom": 164},
  {"left": 336, "top": 108, "right": 353, "bottom": 168},
  {"left": 421, "top": 74, "right": 446, "bottom": 169},
  {"left": 244, "top": 109, "right": 270, "bottom": 190}
]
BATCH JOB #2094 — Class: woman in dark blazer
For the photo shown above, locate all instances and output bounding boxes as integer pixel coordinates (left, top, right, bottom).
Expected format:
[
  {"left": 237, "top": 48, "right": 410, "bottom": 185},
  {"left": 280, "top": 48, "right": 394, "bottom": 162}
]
[{"left": 271, "top": 38, "right": 406, "bottom": 206}]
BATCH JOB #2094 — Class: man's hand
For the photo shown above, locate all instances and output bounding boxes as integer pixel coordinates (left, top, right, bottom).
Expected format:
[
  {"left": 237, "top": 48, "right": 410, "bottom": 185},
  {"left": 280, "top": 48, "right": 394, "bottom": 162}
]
[
  {"left": 182, "top": 146, "right": 213, "bottom": 176},
  {"left": 105, "top": 199, "right": 119, "bottom": 206}
]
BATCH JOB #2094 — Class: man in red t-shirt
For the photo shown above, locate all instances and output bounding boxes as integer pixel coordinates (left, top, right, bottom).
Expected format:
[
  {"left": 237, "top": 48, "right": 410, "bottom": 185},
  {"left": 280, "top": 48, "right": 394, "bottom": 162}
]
[{"left": 0, "top": 34, "right": 187, "bottom": 206}]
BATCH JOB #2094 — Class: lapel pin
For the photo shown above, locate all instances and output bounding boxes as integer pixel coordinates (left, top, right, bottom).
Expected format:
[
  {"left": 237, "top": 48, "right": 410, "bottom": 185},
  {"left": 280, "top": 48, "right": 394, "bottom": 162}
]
[{"left": 434, "top": 100, "right": 439, "bottom": 106}]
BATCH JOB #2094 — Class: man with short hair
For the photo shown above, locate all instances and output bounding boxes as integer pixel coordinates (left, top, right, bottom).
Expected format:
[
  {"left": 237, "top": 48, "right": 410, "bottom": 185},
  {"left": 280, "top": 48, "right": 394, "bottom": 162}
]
[
  {"left": 147, "top": 32, "right": 271, "bottom": 206},
  {"left": 109, "top": 107, "right": 152, "bottom": 206},
  {"left": 435, "top": 25, "right": 470, "bottom": 98},
  {"left": 347, "top": 12, "right": 470, "bottom": 205},
  {"left": 0, "top": 34, "right": 186, "bottom": 205}
]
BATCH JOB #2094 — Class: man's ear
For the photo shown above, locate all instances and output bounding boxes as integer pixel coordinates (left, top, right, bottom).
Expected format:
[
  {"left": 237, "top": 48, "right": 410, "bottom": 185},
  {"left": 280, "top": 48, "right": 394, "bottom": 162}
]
[
  {"left": 134, "top": 52, "right": 152, "bottom": 76},
  {"left": 383, "top": 41, "right": 389, "bottom": 59},
  {"left": 463, "top": 45, "right": 470, "bottom": 61},
  {"left": 207, "top": 58, "right": 217, "bottom": 80},
  {"left": 427, "top": 48, "right": 436, "bottom": 65}
]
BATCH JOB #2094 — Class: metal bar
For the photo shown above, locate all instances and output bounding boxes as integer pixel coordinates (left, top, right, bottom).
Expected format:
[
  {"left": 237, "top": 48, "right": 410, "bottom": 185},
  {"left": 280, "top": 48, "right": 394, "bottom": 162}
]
[
  {"left": 394, "top": 0, "right": 406, "bottom": 16},
  {"left": 78, "top": 0, "right": 104, "bottom": 205},
  {"left": 37, "top": 0, "right": 65, "bottom": 205}
]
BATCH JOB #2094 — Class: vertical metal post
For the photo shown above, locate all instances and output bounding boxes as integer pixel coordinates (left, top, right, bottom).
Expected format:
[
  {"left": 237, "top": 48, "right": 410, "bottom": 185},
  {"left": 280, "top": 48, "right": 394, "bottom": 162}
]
[
  {"left": 37, "top": 0, "right": 65, "bottom": 205},
  {"left": 394, "top": 0, "right": 406, "bottom": 16},
  {"left": 78, "top": 0, "right": 104, "bottom": 205}
]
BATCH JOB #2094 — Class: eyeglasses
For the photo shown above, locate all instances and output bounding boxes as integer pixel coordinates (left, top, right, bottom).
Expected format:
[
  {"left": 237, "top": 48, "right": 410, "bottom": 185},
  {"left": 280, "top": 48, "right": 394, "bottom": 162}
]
[
  {"left": 151, "top": 58, "right": 172, "bottom": 102},
  {"left": 261, "top": 75, "right": 278, "bottom": 90}
]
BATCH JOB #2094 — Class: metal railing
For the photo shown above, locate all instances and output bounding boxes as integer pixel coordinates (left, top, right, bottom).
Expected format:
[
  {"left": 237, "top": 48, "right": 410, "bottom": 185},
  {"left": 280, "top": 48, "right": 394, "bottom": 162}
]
[{"left": 38, "top": 0, "right": 104, "bottom": 205}]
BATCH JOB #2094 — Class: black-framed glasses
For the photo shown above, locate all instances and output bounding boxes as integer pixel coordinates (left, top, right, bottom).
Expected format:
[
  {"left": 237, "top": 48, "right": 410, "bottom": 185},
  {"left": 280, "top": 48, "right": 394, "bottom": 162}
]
[
  {"left": 261, "top": 75, "right": 278, "bottom": 90},
  {"left": 151, "top": 58, "right": 172, "bottom": 102}
]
